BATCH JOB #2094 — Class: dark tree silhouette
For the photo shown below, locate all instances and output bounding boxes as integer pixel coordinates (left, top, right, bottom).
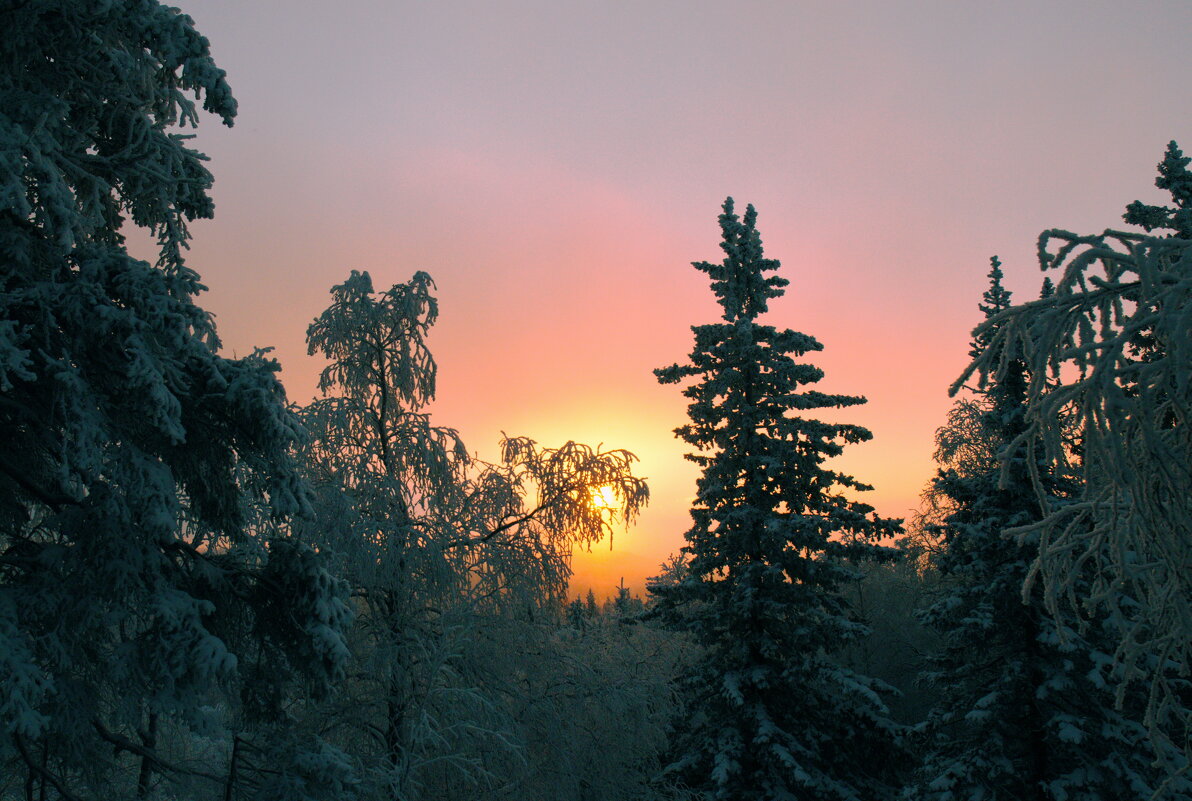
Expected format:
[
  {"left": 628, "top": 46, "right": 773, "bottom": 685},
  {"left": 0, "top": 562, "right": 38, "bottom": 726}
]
[{"left": 651, "top": 198, "right": 903, "bottom": 801}]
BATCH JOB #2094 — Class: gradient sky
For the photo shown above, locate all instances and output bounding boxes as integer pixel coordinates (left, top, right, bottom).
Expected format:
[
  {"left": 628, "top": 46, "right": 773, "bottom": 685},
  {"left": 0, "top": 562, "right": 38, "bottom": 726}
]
[{"left": 169, "top": 0, "right": 1192, "bottom": 597}]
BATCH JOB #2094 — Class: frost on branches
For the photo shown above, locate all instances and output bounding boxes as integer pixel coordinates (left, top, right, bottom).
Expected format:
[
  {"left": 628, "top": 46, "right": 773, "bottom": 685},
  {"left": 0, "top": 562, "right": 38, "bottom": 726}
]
[
  {"left": 0, "top": 3, "right": 351, "bottom": 797},
  {"left": 953, "top": 142, "right": 1192, "bottom": 777},
  {"left": 299, "top": 269, "right": 649, "bottom": 798},
  {"left": 909, "top": 260, "right": 1187, "bottom": 801},
  {"left": 651, "top": 198, "right": 904, "bottom": 801}
]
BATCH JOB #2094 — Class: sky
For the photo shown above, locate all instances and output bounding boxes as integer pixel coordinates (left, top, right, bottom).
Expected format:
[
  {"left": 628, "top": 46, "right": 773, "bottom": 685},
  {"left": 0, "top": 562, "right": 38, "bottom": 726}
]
[{"left": 171, "top": 0, "right": 1192, "bottom": 597}]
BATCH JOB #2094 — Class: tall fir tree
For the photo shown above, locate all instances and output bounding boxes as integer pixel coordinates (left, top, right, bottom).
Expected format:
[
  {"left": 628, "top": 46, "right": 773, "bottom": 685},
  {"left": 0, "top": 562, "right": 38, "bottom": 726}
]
[
  {"left": 908, "top": 259, "right": 1189, "bottom": 801},
  {"left": 650, "top": 198, "right": 904, "bottom": 801}
]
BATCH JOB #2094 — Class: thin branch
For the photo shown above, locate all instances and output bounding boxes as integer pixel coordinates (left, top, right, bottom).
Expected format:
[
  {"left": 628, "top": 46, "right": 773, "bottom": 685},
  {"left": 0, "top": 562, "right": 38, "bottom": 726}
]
[
  {"left": 12, "top": 736, "right": 83, "bottom": 801},
  {"left": 90, "top": 719, "right": 225, "bottom": 785}
]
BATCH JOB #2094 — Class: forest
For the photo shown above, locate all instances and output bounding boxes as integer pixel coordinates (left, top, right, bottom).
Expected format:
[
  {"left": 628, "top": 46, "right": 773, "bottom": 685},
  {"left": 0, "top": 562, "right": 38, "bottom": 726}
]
[{"left": 1, "top": 2, "right": 1190, "bottom": 800}]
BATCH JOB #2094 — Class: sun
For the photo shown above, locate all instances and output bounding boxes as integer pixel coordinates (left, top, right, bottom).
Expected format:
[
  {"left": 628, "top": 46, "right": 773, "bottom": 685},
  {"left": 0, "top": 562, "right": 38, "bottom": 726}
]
[{"left": 590, "top": 484, "right": 619, "bottom": 511}]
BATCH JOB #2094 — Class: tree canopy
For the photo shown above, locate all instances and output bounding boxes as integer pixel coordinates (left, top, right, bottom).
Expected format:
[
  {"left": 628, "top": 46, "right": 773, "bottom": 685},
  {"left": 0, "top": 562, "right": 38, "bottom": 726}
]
[
  {"left": 910, "top": 259, "right": 1185, "bottom": 800},
  {"left": 954, "top": 146, "right": 1192, "bottom": 758},
  {"left": 0, "top": 3, "right": 351, "bottom": 797},
  {"left": 297, "top": 268, "right": 650, "bottom": 798}
]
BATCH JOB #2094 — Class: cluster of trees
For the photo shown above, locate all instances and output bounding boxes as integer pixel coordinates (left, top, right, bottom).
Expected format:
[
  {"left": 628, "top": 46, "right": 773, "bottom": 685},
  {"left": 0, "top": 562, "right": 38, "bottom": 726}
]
[
  {"left": 0, "top": 4, "right": 668, "bottom": 800},
  {"left": 1, "top": 2, "right": 1188, "bottom": 800},
  {"left": 648, "top": 186, "right": 1190, "bottom": 800}
]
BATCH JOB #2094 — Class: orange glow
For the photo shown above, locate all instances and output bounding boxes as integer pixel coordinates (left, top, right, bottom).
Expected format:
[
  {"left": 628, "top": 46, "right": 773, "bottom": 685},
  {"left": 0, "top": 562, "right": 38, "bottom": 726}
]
[
  {"left": 590, "top": 484, "right": 619, "bottom": 511},
  {"left": 173, "top": 1, "right": 1186, "bottom": 605}
]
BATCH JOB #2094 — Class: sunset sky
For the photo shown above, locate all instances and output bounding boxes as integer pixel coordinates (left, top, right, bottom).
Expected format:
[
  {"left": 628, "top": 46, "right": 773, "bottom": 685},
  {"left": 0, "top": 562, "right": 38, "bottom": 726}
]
[{"left": 171, "top": 0, "right": 1192, "bottom": 597}]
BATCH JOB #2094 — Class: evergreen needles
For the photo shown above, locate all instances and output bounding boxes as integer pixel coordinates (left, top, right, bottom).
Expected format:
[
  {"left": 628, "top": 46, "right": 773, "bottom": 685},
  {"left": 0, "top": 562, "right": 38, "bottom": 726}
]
[{"left": 650, "top": 198, "right": 904, "bottom": 801}]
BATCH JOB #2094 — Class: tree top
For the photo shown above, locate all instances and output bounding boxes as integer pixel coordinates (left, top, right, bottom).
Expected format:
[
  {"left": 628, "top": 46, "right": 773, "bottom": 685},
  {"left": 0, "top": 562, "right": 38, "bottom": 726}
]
[{"left": 695, "top": 196, "right": 790, "bottom": 322}]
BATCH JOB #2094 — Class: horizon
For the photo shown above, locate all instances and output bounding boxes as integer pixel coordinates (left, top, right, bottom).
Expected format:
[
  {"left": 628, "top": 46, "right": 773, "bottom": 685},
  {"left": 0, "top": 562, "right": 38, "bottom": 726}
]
[{"left": 163, "top": 0, "right": 1192, "bottom": 596}]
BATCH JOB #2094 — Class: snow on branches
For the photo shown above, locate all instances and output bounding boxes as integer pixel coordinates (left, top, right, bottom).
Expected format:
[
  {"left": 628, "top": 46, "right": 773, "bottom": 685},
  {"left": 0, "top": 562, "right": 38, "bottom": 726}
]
[{"left": 953, "top": 226, "right": 1192, "bottom": 757}]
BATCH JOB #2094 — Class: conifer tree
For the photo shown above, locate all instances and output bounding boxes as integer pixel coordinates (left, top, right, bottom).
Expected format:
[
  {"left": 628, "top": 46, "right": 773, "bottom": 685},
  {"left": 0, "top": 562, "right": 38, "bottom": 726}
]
[
  {"left": 1123, "top": 141, "right": 1192, "bottom": 237},
  {"left": 0, "top": 3, "right": 353, "bottom": 797},
  {"left": 955, "top": 144, "right": 1192, "bottom": 771},
  {"left": 651, "top": 198, "right": 904, "bottom": 801},
  {"left": 910, "top": 260, "right": 1189, "bottom": 801}
]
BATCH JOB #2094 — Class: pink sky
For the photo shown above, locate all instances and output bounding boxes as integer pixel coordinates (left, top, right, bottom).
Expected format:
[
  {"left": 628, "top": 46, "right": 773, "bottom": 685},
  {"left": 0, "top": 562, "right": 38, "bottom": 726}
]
[{"left": 171, "top": 0, "right": 1192, "bottom": 597}]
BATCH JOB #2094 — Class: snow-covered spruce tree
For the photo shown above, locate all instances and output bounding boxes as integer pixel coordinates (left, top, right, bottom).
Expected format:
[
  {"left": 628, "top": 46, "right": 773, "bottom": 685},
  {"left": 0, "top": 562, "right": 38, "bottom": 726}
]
[
  {"left": 650, "top": 198, "right": 904, "bottom": 801},
  {"left": 299, "top": 270, "right": 648, "bottom": 800},
  {"left": 955, "top": 143, "right": 1192, "bottom": 774},
  {"left": 0, "top": 4, "right": 352, "bottom": 798},
  {"left": 908, "top": 260, "right": 1187, "bottom": 801}
]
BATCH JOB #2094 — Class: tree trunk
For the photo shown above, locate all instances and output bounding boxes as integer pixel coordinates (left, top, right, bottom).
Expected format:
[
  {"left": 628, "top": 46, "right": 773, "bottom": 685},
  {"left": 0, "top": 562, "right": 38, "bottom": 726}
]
[
  {"left": 136, "top": 711, "right": 157, "bottom": 799},
  {"left": 223, "top": 734, "right": 240, "bottom": 801}
]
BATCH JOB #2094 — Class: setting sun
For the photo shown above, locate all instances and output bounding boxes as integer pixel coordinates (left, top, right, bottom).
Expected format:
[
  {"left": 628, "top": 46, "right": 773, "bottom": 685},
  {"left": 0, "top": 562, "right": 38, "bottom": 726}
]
[{"left": 590, "top": 484, "right": 619, "bottom": 511}]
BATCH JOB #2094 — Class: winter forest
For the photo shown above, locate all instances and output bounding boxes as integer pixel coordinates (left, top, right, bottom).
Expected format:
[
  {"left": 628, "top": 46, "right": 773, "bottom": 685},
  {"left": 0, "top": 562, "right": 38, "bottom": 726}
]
[{"left": 2, "top": 2, "right": 1191, "bottom": 800}]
